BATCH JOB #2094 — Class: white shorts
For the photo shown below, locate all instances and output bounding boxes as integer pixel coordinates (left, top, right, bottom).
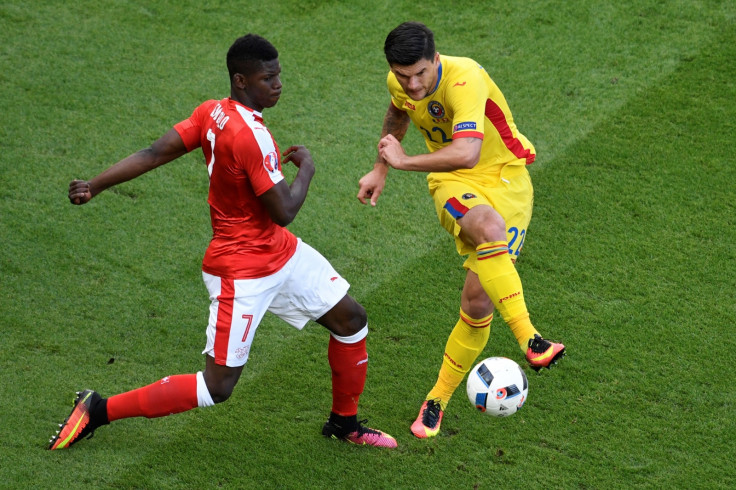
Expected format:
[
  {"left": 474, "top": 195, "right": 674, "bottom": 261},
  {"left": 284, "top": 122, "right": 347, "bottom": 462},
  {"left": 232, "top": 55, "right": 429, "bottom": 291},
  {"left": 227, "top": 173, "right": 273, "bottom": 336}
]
[{"left": 202, "top": 239, "right": 350, "bottom": 367}]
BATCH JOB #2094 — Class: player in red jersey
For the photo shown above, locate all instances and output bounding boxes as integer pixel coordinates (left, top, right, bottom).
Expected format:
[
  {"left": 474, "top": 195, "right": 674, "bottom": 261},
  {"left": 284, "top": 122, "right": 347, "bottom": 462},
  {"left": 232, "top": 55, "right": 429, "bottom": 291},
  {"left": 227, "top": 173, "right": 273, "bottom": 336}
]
[{"left": 49, "top": 34, "right": 396, "bottom": 450}]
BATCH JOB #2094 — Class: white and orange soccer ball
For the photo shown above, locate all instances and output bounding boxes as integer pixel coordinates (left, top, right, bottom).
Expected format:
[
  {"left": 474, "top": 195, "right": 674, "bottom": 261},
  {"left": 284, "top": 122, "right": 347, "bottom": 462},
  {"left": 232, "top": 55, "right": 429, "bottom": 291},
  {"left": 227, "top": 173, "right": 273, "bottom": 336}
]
[{"left": 466, "top": 357, "right": 528, "bottom": 417}]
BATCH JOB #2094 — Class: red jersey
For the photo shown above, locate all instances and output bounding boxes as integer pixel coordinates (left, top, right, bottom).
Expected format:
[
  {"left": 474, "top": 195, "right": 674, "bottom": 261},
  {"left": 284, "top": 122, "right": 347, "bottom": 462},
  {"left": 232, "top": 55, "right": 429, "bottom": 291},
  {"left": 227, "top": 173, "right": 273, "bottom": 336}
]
[{"left": 174, "top": 97, "right": 297, "bottom": 279}]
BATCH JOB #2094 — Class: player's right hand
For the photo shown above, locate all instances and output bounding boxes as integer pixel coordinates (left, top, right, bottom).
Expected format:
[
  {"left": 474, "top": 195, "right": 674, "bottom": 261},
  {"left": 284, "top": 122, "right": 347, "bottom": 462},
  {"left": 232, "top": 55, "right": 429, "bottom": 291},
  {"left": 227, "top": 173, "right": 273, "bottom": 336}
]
[
  {"left": 68, "top": 179, "right": 92, "bottom": 205},
  {"left": 357, "top": 167, "right": 388, "bottom": 206}
]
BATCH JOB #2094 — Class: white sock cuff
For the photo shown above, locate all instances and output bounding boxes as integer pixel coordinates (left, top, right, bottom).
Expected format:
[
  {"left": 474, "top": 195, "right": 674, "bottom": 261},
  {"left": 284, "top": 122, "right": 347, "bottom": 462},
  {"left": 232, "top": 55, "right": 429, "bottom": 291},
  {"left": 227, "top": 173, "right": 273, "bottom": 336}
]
[
  {"left": 330, "top": 324, "right": 368, "bottom": 344},
  {"left": 196, "top": 371, "right": 215, "bottom": 408}
]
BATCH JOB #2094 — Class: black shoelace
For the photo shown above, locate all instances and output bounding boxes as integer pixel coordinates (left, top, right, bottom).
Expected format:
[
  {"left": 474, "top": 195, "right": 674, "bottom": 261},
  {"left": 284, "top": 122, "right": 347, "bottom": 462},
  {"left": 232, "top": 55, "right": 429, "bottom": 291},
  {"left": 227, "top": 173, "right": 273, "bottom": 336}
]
[
  {"left": 528, "top": 335, "right": 551, "bottom": 353},
  {"left": 422, "top": 400, "right": 442, "bottom": 427}
]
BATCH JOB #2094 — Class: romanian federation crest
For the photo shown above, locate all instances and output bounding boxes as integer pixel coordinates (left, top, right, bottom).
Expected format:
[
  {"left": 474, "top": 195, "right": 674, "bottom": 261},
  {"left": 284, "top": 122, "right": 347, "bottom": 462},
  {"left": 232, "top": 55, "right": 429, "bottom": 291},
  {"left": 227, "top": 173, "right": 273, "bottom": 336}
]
[{"left": 428, "top": 100, "right": 445, "bottom": 119}]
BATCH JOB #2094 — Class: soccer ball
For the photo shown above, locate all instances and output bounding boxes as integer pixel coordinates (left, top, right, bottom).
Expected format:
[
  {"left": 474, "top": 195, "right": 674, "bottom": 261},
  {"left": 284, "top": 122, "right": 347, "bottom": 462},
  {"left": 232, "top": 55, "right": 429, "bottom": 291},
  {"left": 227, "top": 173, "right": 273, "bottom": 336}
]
[{"left": 466, "top": 357, "right": 528, "bottom": 417}]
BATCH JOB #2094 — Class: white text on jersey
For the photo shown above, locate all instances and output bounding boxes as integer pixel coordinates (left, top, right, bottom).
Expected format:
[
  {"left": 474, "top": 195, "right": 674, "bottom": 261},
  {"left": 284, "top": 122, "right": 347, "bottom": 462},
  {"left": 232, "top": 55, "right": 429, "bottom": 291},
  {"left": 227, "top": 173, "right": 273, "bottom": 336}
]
[{"left": 210, "top": 104, "right": 230, "bottom": 130}]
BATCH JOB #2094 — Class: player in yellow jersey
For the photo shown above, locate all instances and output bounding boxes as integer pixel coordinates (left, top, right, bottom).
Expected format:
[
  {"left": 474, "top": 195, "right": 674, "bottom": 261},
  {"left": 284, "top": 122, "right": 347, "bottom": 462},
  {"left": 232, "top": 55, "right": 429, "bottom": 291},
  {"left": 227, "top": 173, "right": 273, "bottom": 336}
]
[{"left": 357, "top": 22, "right": 565, "bottom": 439}]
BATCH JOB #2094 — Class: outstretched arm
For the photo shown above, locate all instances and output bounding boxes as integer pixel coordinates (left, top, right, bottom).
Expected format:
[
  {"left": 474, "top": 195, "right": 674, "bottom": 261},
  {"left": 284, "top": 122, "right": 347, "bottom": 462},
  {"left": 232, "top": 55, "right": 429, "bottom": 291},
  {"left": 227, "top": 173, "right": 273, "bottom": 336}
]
[
  {"left": 68, "top": 128, "right": 188, "bottom": 205},
  {"left": 357, "top": 102, "right": 410, "bottom": 206},
  {"left": 258, "top": 145, "right": 316, "bottom": 227}
]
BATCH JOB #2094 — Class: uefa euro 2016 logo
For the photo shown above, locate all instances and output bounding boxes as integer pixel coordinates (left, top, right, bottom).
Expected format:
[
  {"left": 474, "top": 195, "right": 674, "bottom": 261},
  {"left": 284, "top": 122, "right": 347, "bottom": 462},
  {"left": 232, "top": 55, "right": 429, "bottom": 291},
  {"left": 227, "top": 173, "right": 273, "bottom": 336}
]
[
  {"left": 428, "top": 100, "right": 445, "bottom": 119},
  {"left": 263, "top": 151, "right": 280, "bottom": 174}
]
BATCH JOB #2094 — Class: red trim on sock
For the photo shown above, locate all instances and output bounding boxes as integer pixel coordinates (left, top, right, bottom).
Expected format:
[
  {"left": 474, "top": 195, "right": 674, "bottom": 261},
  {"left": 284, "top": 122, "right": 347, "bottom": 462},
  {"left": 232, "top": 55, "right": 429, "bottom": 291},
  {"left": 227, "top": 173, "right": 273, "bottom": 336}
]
[{"left": 459, "top": 311, "right": 493, "bottom": 329}]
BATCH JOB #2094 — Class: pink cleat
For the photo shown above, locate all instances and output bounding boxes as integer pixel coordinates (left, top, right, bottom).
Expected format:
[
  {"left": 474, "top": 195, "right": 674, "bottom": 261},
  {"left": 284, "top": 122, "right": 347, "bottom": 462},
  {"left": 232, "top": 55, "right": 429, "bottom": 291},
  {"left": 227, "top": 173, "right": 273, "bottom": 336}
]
[
  {"left": 322, "top": 418, "right": 397, "bottom": 448},
  {"left": 410, "top": 399, "right": 443, "bottom": 439}
]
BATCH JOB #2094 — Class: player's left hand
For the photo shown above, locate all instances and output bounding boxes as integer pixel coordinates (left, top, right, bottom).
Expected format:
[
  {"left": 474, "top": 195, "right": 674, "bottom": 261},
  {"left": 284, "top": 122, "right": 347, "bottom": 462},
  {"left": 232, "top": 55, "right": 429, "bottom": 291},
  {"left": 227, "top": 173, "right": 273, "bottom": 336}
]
[
  {"left": 282, "top": 145, "right": 313, "bottom": 168},
  {"left": 378, "top": 135, "right": 407, "bottom": 169}
]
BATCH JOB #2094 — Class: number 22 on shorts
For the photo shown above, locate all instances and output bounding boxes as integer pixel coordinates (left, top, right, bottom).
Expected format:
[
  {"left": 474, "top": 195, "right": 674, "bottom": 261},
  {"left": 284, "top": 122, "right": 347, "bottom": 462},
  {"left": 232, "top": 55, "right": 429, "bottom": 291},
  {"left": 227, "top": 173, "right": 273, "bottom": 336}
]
[{"left": 507, "top": 227, "right": 526, "bottom": 257}]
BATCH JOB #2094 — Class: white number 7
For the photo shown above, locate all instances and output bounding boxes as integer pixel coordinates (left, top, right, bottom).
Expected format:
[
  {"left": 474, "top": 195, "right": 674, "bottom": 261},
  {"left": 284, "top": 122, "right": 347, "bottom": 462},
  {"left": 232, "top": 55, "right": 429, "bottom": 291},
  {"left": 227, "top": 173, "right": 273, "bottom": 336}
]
[{"left": 206, "top": 129, "right": 216, "bottom": 177}]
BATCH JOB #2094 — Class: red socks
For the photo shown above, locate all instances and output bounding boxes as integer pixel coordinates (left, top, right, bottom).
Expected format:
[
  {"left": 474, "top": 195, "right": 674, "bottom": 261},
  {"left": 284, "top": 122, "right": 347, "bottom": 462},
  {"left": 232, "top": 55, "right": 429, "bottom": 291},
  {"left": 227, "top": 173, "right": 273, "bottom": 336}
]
[
  {"left": 106, "top": 374, "right": 198, "bottom": 421},
  {"left": 328, "top": 336, "right": 367, "bottom": 417},
  {"left": 105, "top": 335, "right": 369, "bottom": 421}
]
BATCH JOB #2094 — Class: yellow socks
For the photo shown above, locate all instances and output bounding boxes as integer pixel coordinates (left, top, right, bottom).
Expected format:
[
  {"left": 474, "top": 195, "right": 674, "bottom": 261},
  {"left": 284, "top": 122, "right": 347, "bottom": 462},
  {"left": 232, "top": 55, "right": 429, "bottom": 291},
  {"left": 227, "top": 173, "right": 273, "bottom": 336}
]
[
  {"left": 475, "top": 241, "right": 539, "bottom": 351},
  {"left": 427, "top": 310, "right": 491, "bottom": 410},
  {"left": 425, "top": 241, "right": 541, "bottom": 409},
  {"left": 507, "top": 313, "right": 537, "bottom": 351}
]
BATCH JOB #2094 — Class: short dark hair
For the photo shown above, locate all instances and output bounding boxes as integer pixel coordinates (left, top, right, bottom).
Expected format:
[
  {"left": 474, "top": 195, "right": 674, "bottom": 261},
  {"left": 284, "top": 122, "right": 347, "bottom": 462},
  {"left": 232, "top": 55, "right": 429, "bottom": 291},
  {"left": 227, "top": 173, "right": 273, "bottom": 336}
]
[
  {"left": 227, "top": 34, "right": 279, "bottom": 80},
  {"left": 384, "top": 22, "right": 435, "bottom": 66}
]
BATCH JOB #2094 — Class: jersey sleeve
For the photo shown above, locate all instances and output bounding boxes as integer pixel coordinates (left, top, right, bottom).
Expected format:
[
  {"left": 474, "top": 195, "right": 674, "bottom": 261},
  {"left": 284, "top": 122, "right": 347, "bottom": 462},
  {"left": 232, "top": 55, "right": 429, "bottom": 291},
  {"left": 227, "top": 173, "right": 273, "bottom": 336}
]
[
  {"left": 232, "top": 127, "right": 284, "bottom": 197},
  {"left": 173, "top": 101, "right": 217, "bottom": 152},
  {"left": 446, "top": 66, "right": 485, "bottom": 140}
]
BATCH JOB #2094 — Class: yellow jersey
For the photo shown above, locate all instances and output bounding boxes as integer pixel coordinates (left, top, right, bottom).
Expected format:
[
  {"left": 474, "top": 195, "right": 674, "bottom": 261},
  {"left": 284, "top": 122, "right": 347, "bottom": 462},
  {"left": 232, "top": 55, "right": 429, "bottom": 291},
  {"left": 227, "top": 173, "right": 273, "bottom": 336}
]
[{"left": 387, "top": 55, "right": 535, "bottom": 180}]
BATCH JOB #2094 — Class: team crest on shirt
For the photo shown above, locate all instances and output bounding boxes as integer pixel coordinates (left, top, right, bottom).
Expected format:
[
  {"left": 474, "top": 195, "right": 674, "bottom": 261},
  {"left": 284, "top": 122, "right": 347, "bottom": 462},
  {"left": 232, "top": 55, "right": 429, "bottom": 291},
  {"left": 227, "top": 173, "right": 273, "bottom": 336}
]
[
  {"left": 263, "top": 151, "right": 280, "bottom": 175},
  {"left": 428, "top": 100, "right": 445, "bottom": 119}
]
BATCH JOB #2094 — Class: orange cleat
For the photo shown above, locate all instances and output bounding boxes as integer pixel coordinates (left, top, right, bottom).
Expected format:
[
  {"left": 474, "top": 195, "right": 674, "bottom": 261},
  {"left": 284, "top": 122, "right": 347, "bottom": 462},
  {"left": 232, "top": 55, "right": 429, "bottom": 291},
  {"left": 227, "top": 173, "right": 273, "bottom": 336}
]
[
  {"left": 526, "top": 334, "right": 566, "bottom": 371},
  {"left": 48, "top": 390, "right": 104, "bottom": 450}
]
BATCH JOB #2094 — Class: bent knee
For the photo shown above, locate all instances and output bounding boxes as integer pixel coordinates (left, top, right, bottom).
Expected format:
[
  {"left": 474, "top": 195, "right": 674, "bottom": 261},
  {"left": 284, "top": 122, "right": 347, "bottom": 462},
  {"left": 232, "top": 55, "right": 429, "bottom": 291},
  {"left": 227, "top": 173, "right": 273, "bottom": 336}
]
[
  {"left": 462, "top": 297, "right": 494, "bottom": 320},
  {"left": 350, "top": 302, "right": 367, "bottom": 332},
  {"left": 460, "top": 207, "right": 507, "bottom": 245},
  {"left": 478, "top": 215, "right": 506, "bottom": 243},
  {"left": 202, "top": 370, "right": 240, "bottom": 404},
  {"left": 340, "top": 302, "right": 367, "bottom": 337},
  {"left": 204, "top": 383, "right": 234, "bottom": 404},
  {"left": 319, "top": 295, "right": 367, "bottom": 337}
]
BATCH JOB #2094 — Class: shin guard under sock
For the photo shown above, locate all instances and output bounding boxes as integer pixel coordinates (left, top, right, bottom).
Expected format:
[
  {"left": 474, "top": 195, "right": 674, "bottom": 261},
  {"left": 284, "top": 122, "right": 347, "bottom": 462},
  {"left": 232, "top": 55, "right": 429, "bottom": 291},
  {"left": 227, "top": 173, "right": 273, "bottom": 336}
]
[
  {"left": 328, "top": 327, "right": 368, "bottom": 417},
  {"left": 427, "top": 311, "right": 491, "bottom": 409},
  {"left": 107, "top": 374, "right": 199, "bottom": 421}
]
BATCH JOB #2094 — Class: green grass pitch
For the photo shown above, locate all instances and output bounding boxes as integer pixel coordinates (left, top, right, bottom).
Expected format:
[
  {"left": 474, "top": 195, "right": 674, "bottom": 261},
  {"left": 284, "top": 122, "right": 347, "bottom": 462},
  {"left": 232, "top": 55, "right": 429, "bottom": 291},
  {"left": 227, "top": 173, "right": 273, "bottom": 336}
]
[{"left": 1, "top": 0, "right": 735, "bottom": 487}]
